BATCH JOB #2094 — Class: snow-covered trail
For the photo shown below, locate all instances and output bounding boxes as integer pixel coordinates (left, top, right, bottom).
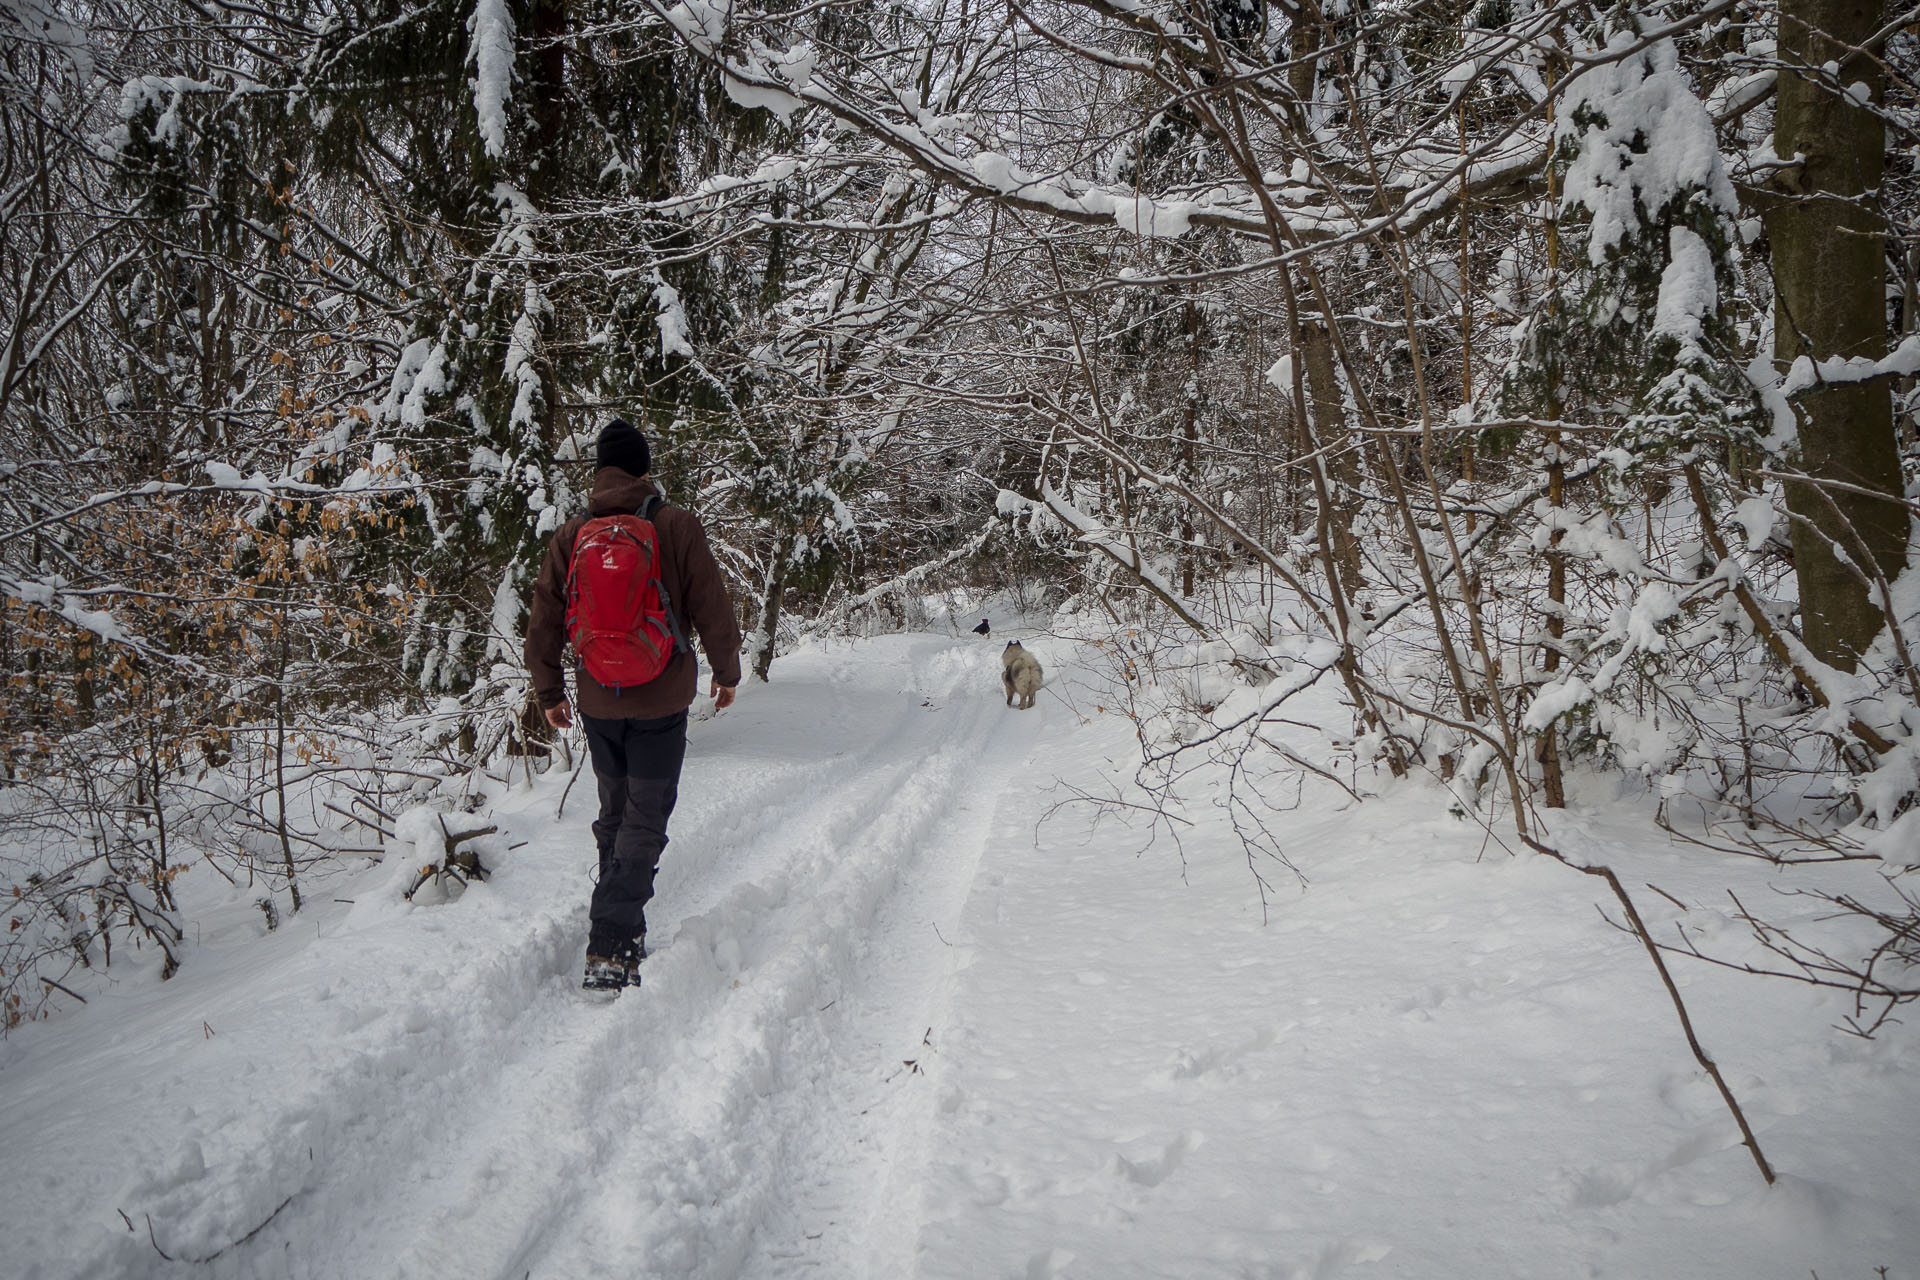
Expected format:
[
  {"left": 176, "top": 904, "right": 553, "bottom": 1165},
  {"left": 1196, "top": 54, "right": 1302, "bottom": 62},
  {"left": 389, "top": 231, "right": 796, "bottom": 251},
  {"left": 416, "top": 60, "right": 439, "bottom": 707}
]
[
  {"left": 358, "top": 633, "right": 1047, "bottom": 1280},
  {"left": 0, "top": 630, "right": 1055, "bottom": 1280},
  {"left": 5, "top": 625, "right": 1918, "bottom": 1280}
]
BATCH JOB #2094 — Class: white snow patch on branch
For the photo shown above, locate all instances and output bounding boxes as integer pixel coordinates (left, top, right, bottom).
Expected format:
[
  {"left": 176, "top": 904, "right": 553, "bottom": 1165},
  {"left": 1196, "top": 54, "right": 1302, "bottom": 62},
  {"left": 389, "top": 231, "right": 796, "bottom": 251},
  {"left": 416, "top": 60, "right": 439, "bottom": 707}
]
[
  {"left": 1733, "top": 495, "right": 1776, "bottom": 552},
  {"left": 1559, "top": 36, "right": 1735, "bottom": 262},
  {"left": 203, "top": 461, "right": 280, "bottom": 497},
  {"left": 969, "top": 152, "right": 1198, "bottom": 238},
  {"left": 1653, "top": 227, "right": 1717, "bottom": 353},
  {"left": 504, "top": 309, "right": 543, "bottom": 431},
  {"left": 1524, "top": 677, "right": 1591, "bottom": 733},
  {"left": 1781, "top": 334, "right": 1920, "bottom": 398},
  {"left": 652, "top": 274, "right": 694, "bottom": 358},
  {"left": 723, "top": 67, "right": 804, "bottom": 121},
  {"left": 383, "top": 339, "right": 450, "bottom": 427},
  {"left": 468, "top": 0, "right": 516, "bottom": 159}
]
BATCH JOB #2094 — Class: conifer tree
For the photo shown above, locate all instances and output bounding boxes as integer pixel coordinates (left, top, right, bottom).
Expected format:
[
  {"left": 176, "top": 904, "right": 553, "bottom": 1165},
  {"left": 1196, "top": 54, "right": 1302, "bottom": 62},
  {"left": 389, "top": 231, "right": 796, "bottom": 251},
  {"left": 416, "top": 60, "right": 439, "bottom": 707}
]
[{"left": 274, "top": 3, "right": 751, "bottom": 702}]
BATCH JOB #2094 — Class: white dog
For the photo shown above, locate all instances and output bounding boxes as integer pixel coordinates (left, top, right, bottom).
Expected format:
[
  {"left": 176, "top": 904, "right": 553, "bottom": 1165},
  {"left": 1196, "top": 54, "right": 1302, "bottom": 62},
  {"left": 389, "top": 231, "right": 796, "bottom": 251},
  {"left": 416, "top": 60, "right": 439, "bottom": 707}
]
[{"left": 1001, "top": 641, "right": 1043, "bottom": 709}]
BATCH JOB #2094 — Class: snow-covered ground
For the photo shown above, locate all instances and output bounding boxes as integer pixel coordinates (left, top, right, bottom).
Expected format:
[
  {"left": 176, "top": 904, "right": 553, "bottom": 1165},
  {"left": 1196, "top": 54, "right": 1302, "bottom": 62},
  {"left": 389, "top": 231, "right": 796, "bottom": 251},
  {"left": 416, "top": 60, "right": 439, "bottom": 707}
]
[{"left": 2, "top": 627, "right": 1916, "bottom": 1279}]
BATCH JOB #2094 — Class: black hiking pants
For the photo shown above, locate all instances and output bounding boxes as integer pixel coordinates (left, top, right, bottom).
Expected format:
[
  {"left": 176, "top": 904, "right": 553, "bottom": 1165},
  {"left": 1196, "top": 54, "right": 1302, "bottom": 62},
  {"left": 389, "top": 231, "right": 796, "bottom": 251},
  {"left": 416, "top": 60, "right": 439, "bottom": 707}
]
[{"left": 581, "top": 709, "right": 688, "bottom": 955}]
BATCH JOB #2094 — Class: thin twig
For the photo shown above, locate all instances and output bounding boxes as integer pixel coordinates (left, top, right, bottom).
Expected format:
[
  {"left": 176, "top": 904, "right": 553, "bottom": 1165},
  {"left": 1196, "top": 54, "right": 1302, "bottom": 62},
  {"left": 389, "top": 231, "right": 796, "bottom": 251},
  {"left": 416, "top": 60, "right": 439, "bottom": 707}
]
[
  {"left": 1520, "top": 833, "right": 1776, "bottom": 1185},
  {"left": 557, "top": 755, "right": 586, "bottom": 820},
  {"left": 146, "top": 1195, "right": 296, "bottom": 1264},
  {"left": 38, "top": 976, "right": 86, "bottom": 1004}
]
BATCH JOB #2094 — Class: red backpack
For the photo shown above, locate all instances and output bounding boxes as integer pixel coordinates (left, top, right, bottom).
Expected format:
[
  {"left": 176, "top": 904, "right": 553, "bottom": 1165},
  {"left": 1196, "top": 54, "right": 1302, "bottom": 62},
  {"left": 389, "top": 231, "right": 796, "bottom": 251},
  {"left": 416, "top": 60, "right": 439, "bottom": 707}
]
[{"left": 563, "top": 494, "right": 688, "bottom": 690}]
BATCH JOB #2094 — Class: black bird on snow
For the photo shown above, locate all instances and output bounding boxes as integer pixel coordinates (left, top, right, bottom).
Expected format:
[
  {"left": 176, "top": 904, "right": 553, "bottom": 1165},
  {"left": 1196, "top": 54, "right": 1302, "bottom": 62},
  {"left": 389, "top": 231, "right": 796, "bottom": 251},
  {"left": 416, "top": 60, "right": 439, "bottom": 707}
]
[{"left": 971, "top": 618, "right": 991, "bottom": 636}]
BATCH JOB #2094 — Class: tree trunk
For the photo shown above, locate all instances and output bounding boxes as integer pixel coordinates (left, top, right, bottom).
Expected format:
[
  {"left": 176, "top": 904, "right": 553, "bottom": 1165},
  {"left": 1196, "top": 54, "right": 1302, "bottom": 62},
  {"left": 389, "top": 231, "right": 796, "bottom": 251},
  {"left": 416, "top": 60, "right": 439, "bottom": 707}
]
[
  {"left": 1298, "top": 318, "right": 1366, "bottom": 591},
  {"left": 1765, "top": 0, "right": 1905, "bottom": 670},
  {"left": 751, "top": 542, "right": 790, "bottom": 682},
  {"left": 1540, "top": 91, "right": 1567, "bottom": 809},
  {"left": 1181, "top": 301, "right": 1201, "bottom": 598}
]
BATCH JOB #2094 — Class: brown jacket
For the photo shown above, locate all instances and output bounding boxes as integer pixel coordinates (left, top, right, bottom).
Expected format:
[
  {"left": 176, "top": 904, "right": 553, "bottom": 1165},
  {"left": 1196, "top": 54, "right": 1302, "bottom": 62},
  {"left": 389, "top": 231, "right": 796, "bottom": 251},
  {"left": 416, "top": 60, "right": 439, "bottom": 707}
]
[{"left": 525, "top": 469, "right": 743, "bottom": 720}]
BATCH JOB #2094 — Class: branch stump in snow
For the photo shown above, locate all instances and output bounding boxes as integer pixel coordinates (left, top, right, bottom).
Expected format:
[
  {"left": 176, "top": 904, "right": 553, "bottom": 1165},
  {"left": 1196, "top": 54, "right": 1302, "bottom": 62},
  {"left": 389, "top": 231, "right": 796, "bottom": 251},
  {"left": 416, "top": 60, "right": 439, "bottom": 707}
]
[{"left": 403, "top": 817, "right": 496, "bottom": 901}]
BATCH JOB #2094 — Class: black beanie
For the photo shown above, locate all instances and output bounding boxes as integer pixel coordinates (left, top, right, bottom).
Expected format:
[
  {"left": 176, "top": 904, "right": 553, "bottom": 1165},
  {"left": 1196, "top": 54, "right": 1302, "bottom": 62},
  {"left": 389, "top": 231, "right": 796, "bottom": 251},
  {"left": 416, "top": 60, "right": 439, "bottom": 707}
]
[{"left": 595, "top": 418, "right": 651, "bottom": 476}]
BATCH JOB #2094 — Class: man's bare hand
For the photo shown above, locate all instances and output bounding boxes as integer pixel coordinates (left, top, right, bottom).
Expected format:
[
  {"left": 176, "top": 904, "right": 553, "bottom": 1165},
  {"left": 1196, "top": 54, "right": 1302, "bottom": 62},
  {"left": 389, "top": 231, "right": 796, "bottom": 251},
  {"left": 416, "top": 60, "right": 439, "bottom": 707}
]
[
  {"left": 545, "top": 701, "right": 573, "bottom": 729},
  {"left": 711, "top": 680, "right": 736, "bottom": 710}
]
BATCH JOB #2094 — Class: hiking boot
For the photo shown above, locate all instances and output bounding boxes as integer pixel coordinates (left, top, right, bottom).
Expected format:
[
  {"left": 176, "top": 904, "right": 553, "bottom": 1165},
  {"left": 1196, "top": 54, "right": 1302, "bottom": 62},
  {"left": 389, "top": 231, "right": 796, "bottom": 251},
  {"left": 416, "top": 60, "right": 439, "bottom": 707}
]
[
  {"left": 582, "top": 936, "right": 646, "bottom": 993},
  {"left": 582, "top": 952, "right": 629, "bottom": 993},
  {"left": 620, "top": 935, "right": 647, "bottom": 983}
]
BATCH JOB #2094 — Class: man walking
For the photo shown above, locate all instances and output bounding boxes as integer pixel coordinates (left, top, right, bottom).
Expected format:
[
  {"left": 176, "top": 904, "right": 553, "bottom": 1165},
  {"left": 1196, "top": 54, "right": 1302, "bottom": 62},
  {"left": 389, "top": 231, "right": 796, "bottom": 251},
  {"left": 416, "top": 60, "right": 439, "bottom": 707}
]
[{"left": 525, "top": 419, "right": 742, "bottom": 991}]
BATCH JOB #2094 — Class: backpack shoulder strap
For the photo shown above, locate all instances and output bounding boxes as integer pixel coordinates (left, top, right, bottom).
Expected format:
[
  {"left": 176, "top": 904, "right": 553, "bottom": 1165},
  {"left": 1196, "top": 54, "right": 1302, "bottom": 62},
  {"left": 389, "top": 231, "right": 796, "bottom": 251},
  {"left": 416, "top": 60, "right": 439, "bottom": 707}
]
[
  {"left": 632, "top": 492, "right": 689, "bottom": 649},
  {"left": 562, "top": 513, "right": 596, "bottom": 576}
]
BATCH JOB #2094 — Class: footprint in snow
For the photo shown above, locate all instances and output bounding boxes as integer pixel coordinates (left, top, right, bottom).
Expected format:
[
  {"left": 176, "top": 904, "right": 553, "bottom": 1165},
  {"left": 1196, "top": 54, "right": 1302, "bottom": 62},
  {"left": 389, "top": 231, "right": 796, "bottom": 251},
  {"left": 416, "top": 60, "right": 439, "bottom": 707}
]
[
  {"left": 1025, "top": 1247, "right": 1075, "bottom": 1279},
  {"left": 1109, "top": 1129, "right": 1203, "bottom": 1188}
]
